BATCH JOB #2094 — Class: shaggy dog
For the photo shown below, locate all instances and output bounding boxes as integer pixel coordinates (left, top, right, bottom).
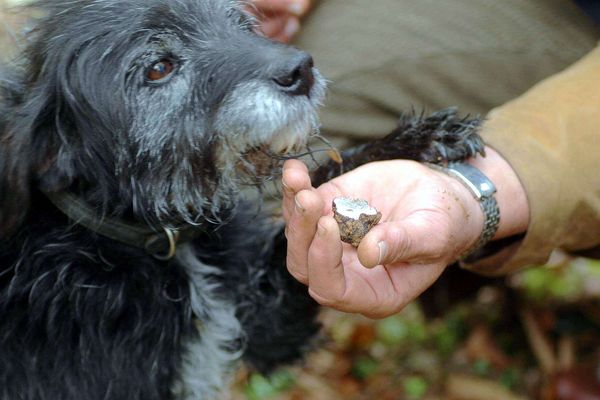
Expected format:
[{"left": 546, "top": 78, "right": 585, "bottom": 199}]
[{"left": 0, "top": 0, "right": 484, "bottom": 399}]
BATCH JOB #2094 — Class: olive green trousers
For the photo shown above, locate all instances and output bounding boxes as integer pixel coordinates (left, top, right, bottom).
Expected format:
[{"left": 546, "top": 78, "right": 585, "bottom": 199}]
[{"left": 295, "top": 0, "right": 599, "bottom": 145}]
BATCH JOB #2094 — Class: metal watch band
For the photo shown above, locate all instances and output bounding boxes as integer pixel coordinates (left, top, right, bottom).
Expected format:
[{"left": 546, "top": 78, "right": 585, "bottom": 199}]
[
  {"left": 460, "top": 195, "right": 500, "bottom": 261},
  {"left": 427, "top": 162, "right": 501, "bottom": 261}
]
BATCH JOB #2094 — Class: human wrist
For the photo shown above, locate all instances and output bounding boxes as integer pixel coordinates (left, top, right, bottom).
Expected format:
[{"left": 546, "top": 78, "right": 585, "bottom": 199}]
[
  {"left": 467, "top": 146, "right": 529, "bottom": 240},
  {"left": 439, "top": 171, "right": 487, "bottom": 258}
]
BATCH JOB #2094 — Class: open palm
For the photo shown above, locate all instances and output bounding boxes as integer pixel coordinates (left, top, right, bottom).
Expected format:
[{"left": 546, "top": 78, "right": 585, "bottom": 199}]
[{"left": 282, "top": 159, "right": 482, "bottom": 318}]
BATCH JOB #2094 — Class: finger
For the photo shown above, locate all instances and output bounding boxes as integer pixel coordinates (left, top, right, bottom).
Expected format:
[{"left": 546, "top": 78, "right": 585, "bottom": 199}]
[
  {"left": 265, "top": 17, "right": 300, "bottom": 43},
  {"left": 282, "top": 159, "right": 309, "bottom": 186},
  {"left": 257, "top": 14, "right": 300, "bottom": 43},
  {"left": 306, "top": 216, "right": 348, "bottom": 306},
  {"left": 282, "top": 160, "right": 311, "bottom": 221},
  {"left": 358, "top": 216, "right": 453, "bottom": 268},
  {"left": 285, "top": 189, "right": 323, "bottom": 284},
  {"left": 251, "top": 0, "right": 310, "bottom": 16},
  {"left": 258, "top": 13, "right": 287, "bottom": 38},
  {"left": 314, "top": 180, "right": 346, "bottom": 215}
]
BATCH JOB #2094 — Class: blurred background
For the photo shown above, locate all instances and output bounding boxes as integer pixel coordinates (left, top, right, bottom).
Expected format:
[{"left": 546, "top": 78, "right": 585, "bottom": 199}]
[
  {"left": 224, "top": 253, "right": 600, "bottom": 400},
  {"left": 2, "top": 1, "right": 600, "bottom": 399}
]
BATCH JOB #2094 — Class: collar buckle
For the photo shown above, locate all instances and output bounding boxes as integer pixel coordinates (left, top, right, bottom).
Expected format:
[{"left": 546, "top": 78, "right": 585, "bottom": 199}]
[{"left": 145, "top": 227, "right": 180, "bottom": 260}]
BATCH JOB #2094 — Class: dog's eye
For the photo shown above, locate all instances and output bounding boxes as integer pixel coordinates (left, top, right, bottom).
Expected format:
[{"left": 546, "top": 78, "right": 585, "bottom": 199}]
[{"left": 146, "top": 59, "right": 174, "bottom": 81}]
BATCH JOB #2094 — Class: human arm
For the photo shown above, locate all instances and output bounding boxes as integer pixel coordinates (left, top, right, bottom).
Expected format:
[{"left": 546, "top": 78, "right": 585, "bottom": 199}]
[
  {"left": 282, "top": 43, "right": 600, "bottom": 317},
  {"left": 466, "top": 43, "right": 600, "bottom": 275},
  {"left": 281, "top": 145, "right": 528, "bottom": 318}
]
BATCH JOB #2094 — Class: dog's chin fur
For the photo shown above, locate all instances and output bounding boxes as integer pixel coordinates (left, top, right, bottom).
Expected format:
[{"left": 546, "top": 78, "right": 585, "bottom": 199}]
[{"left": 214, "top": 71, "right": 325, "bottom": 193}]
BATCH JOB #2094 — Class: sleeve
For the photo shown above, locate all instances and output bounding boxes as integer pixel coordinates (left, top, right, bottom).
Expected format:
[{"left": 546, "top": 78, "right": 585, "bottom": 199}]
[{"left": 463, "top": 43, "right": 600, "bottom": 276}]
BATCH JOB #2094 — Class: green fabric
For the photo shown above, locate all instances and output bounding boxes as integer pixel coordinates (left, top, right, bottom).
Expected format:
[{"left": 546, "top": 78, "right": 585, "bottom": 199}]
[{"left": 295, "top": 0, "right": 599, "bottom": 142}]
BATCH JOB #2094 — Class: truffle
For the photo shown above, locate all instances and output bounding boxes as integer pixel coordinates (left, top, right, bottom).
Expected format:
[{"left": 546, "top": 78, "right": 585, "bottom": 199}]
[{"left": 332, "top": 197, "right": 382, "bottom": 247}]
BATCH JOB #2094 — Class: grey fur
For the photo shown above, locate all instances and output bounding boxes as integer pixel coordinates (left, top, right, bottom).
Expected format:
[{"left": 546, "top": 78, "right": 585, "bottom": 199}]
[{"left": 171, "top": 245, "right": 243, "bottom": 400}]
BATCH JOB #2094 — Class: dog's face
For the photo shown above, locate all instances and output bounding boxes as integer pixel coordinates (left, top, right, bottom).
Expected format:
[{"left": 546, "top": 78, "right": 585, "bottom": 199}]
[{"left": 1, "top": 0, "right": 325, "bottom": 226}]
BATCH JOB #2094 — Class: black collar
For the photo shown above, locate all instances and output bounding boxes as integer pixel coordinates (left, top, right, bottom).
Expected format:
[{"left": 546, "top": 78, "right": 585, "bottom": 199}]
[{"left": 45, "top": 191, "right": 203, "bottom": 260}]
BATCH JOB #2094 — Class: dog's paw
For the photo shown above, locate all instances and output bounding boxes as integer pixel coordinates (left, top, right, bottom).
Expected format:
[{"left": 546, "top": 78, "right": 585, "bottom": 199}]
[
  {"left": 309, "top": 108, "right": 485, "bottom": 186},
  {"left": 393, "top": 107, "right": 485, "bottom": 163}
]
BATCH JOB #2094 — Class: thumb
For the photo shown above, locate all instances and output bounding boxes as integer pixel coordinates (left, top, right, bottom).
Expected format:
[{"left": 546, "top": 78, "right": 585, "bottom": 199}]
[{"left": 357, "top": 217, "right": 455, "bottom": 268}]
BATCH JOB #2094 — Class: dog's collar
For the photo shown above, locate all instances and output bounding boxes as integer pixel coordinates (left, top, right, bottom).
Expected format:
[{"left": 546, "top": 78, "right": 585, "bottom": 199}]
[{"left": 45, "top": 191, "right": 203, "bottom": 260}]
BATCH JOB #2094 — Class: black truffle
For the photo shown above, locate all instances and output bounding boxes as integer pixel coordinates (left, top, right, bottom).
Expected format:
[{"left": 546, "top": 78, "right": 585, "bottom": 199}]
[{"left": 332, "top": 197, "right": 382, "bottom": 247}]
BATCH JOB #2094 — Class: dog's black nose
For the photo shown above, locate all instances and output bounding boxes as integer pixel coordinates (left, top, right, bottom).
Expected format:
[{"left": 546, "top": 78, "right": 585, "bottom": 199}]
[{"left": 272, "top": 52, "right": 315, "bottom": 97}]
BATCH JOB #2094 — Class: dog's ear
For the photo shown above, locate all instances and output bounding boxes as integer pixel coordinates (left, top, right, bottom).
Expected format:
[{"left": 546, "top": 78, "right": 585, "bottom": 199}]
[{"left": 0, "top": 69, "right": 77, "bottom": 236}]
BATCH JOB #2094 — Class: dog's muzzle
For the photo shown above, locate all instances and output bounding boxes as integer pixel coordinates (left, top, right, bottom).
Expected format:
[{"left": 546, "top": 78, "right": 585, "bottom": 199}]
[{"left": 213, "top": 48, "right": 326, "bottom": 180}]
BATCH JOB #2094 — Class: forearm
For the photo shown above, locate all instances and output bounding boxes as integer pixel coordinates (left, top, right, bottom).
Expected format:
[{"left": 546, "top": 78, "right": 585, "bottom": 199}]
[{"left": 463, "top": 44, "right": 600, "bottom": 275}]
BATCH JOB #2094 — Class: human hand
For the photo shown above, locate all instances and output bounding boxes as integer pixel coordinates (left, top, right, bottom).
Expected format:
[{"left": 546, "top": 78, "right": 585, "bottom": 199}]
[
  {"left": 247, "top": 0, "right": 312, "bottom": 43},
  {"left": 282, "top": 158, "right": 486, "bottom": 318}
]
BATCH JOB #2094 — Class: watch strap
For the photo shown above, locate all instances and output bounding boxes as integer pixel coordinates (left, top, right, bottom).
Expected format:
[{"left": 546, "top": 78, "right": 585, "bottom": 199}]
[
  {"left": 460, "top": 195, "right": 500, "bottom": 261},
  {"left": 427, "top": 162, "right": 501, "bottom": 261}
]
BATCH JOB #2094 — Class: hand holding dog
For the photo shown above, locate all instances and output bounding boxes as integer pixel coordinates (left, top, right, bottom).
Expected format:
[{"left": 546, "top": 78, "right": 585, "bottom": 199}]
[
  {"left": 282, "top": 148, "right": 529, "bottom": 318},
  {"left": 249, "top": 0, "right": 312, "bottom": 43}
]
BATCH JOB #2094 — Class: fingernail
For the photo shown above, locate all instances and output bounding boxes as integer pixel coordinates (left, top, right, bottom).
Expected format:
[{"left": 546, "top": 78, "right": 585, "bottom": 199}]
[
  {"left": 294, "top": 195, "right": 305, "bottom": 214},
  {"left": 282, "top": 178, "right": 292, "bottom": 193},
  {"left": 317, "top": 222, "right": 327, "bottom": 236},
  {"left": 377, "top": 241, "right": 387, "bottom": 265},
  {"left": 283, "top": 17, "right": 300, "bottom": 38}
]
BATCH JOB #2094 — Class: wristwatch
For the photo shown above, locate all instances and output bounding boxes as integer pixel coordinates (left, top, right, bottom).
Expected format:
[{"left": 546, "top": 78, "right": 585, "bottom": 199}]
[{"left": 428, "top": 162, "right": 500, "bottom": 261}]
